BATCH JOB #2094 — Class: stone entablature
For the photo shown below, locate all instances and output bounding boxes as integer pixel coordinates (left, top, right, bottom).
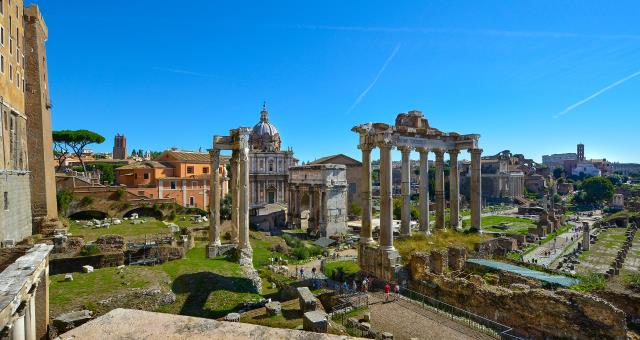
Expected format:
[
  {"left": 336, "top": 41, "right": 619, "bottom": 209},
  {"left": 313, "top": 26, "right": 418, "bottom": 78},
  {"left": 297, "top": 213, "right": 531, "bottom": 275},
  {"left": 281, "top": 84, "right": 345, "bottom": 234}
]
[
  {"left": 288, "top": 164, "right": 348, "bottom": 237},
  {"left": 353, "top": 110, "right": 482, "bottom": 282}
]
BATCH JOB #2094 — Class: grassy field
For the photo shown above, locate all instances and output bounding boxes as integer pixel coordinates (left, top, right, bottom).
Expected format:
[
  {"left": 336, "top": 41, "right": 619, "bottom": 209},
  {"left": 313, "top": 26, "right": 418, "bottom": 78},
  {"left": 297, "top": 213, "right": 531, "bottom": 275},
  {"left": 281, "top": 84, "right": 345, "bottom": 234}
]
[
  {"left": 323, "top": 260, "right": 360, "bottom": 279},
  {"left": 68, "top": 218, "right": 174, "bottom": 242},
  {"left": 394, "top": 229, "right": 491, "bottom": 260},
  {"left": 50, "top": 244, "right": 263, "bottom": 319},
  {"left": 576, "top": 228, "right": 628, "bottom": 275},
  {"left": 462, "top": 215, "right": 536, "bottom": 235},
  {"left": 240, "top": 299, "right": 302, "bottom": 329}
]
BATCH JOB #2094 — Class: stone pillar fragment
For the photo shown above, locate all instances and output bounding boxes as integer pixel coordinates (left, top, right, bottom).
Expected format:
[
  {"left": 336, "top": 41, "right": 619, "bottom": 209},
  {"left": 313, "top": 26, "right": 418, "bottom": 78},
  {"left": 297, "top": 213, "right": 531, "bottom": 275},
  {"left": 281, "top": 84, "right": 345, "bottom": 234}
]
[
  {"left": 379, "top": 143, "right": 395, "bottom": 251},
  {"left": 209, "top": 149, "right": 222, "bottom": 246},
  {"left": 400, "top": 146, "right": 412, "bottom": 237},
  {"left": 470, "top": 148, "right": 483, "bottom": 231},
  {"left": 448, "top": 149, "right": 460, "bottom": 230},
  {"left": 360, "top": 145, "right": 374, "bottom": 244},
  {"left": 417, "top": 148, "right": 431, "bottom": 235},
  {"left": 434, "top": 150, "right": 445, "bottom": 229},
  {"left": 231, "top": 150, "right": 240, "bottom": 244}
]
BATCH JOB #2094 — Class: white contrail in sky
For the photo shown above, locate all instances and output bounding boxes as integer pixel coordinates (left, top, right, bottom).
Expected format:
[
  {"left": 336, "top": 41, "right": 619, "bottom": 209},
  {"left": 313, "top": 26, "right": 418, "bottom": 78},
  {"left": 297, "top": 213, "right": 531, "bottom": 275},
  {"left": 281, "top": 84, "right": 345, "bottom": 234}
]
[
  {"left": 347, "top": 43, "right": 401, "bottom": 114},
  {"left": 554, "top": 69, "right": 640, "bottom": 118}
]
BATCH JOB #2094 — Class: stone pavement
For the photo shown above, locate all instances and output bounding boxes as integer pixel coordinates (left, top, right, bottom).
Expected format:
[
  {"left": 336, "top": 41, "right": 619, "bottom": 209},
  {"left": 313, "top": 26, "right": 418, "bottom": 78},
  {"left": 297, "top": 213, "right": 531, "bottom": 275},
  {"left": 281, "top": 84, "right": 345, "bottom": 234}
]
[
  {"left": 367, "top": 292, "right": 494, "bottom": 340},
  {"left": 523, "top": 223, "right": 582, "bottom": 267},
  {"left": 623, "top": 232, "right": 640, "bottom": 273}
]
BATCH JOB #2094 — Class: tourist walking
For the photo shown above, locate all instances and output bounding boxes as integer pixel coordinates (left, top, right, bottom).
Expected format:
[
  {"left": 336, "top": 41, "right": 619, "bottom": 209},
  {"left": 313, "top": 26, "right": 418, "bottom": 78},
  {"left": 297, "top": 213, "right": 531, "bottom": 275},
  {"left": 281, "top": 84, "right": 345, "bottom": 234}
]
[
  {"left": 300, "top": 267, "right": 305, "bottom": 279},
  {"left": 384, "top": 282, "right": 391, "bottom": 302},
  {"left": 352, "top": 279, "right": 357, "bottom": 292},
  {"left": 393, "top": 281, "right": 400, "bottom": 301},
  {"left": 362, "top": 277, "right": 369, "bottom": 293},
  {"left": 312, "top": 267, "right": 317, "bottom": 279}
]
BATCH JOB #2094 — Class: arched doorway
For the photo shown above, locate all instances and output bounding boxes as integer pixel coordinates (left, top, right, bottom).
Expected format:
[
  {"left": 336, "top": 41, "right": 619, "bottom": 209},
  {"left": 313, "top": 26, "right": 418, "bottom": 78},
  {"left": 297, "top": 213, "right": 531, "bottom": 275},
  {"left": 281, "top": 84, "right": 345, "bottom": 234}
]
[
  {"left": 68, "top": 210, "right": 108, "bottom": 220},
  {"left": 300, "top": 192, "right": 311, "bottom": 230},
  {"left": 123, "top": 207, "right": 163, "bottom": 220}
]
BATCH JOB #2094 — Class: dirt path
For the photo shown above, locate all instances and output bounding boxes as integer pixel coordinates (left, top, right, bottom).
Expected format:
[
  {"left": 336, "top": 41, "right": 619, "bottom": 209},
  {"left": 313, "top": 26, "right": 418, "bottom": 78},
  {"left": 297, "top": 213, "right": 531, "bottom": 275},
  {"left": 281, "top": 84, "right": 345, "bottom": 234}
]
[{"left": 367, "top": 292, "right": 494, "bottom": 340}]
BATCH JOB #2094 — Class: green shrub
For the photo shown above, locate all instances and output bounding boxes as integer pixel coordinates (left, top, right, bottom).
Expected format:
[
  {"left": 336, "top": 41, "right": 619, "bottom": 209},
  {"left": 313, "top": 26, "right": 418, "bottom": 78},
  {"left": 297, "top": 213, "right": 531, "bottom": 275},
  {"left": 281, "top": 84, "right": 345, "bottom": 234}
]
[
  {"left": 116, "top": 187, "right": 127, "bottom": 201},
  {"left": 80, "top": 244, "right": 100, "bottom": 256},
  {"left": 626, "top": 273, "right": 640, "bottom": 291},
  {"left": 168, "top": 210, "right": 177, "bottom": 221},
  {"left": 79, "top": 196, "right": 94, "bottom": 207},
  {"left": 571, "top": 273, "right": 606, "bottom": 292},
  {"left": 57, "top": 190, "right": 74, "bottom": 215}
]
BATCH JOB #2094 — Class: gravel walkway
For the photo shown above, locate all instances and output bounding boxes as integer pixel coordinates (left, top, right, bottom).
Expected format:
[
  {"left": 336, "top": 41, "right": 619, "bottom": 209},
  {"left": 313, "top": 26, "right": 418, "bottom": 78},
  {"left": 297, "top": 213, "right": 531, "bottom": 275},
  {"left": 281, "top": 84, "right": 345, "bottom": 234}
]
[{"left": 367, "top": 292, "right": 494, "bottom": 340}]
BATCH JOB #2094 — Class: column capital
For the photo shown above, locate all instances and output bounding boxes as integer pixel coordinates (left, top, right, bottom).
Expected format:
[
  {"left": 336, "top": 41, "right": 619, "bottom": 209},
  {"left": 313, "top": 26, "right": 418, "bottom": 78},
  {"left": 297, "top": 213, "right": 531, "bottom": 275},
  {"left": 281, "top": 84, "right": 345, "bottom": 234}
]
[
  {"left": 209, "top": 148, "right": 220, "bottom": 157},
  {"left": 434, "top": 149, "right": 445, "bottom": 159},
  {"left": 415, "top": 147, "right": 429, "bottom": 154},
  {"left": 469, "top": 148, "right": 483, "bottom": 156},
  {"left": 358, "top": 143, "right": 374, "bottom": 152},
  {"left": 448, "top": 149, "right": 460, "bottom": 157},
  {"left": 399, "top": 146, "right": 412, "bottom": 155}
]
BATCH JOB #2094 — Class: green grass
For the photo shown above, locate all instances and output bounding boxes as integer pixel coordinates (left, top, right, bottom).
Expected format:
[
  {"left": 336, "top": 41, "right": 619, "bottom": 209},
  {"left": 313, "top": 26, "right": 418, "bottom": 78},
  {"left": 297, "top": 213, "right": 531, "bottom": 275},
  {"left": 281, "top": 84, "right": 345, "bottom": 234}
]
[
  {"left": 570, "top": 273, "right": 605, "bottom": 292},
  {"left": 462, "top": 215, "right": 536, "bottom": 235},
  {"left": 240, "top": 299, "right": 302, "bottom": 329},
  {"left": 394, "top": 229, "right": 491, "bottom": 261},
  {"left": 249, "top": 231, "right": 289, "bottom": 268},
  {"left": 323, "top": 260, "right": 360, "bottom": 279},
  {"left": 68, "top": 218, "right": 172, "bottom": 242}
]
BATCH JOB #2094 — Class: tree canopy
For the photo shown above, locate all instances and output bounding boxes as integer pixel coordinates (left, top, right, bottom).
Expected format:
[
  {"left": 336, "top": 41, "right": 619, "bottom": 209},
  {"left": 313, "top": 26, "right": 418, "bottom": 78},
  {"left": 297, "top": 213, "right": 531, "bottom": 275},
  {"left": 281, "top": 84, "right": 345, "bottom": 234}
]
[
  {"left": 581, "top": 176, "right": 615, "bottom": 203},
  {"left": 53, "top": 130, "right": 105, "bottom": 172}
]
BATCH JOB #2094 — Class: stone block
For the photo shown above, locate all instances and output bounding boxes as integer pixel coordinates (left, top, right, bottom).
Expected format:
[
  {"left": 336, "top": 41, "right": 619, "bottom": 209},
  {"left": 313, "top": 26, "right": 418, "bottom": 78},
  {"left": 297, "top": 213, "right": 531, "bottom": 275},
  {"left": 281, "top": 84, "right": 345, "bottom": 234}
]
[
  {"left": 429, "top": 250, "right": 447, "bottom": 275},
  {"left": 224, "top": 313, "right": 240, "bottom": 322},
  {"left": 265, "top": 301, "right": 281, "bottom": 316},
  {"left": 64, "top": 274, "right": 74, "bottom": 281},
  {"left": 363, "top": 312, "right": 371, "bottom": 322},
  {"left": 303, "top": 310, "right": 328, "bottom": 333},
  {"left": 82, "top": 265, "right": 94, "bottom": 273},
  {"left": 380, "top": 332, "right": 394, "bottom": 339},
  {"left": 447, "top": 246, "right": 466, "bottom": 271},
  {"left": 53, "top": 310, "right": 93, "bottom": 332},
  {"left": 297, "top": 287, "right": 318, "bottom": 312}
]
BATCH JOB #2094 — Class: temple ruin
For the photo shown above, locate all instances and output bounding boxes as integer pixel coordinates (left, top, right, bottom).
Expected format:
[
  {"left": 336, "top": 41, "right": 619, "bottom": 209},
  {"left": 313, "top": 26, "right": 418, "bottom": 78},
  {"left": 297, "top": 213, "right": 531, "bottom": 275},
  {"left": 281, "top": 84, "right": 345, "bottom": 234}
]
[{"left": 352, "top": 110, "right": 482, "bottom": 281}]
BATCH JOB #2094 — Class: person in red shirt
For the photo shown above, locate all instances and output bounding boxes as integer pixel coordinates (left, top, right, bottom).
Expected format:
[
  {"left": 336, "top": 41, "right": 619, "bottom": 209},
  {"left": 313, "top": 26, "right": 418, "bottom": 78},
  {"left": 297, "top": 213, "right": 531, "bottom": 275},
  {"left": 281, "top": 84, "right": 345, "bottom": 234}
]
[{"left": 383, "top": 282, "right": 391, "bottom": 303}]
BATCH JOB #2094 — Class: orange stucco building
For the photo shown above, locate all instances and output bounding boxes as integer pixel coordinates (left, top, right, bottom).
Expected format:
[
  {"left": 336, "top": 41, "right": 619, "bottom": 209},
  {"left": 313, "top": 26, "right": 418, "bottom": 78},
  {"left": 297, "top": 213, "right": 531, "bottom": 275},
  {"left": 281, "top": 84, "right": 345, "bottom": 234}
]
[{"left": 115, "top": 150, "right": 228, "bottom": 210}]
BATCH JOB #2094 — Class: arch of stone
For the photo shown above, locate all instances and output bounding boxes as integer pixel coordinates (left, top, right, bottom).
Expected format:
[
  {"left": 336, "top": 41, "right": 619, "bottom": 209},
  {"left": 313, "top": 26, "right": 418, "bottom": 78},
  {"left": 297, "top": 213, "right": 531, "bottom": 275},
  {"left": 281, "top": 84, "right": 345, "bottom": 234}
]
[
  {"left": 352, "top": 110, "right": 483, "bottom": 282},
  {"left": 207, "top": 127, "right": 253, "bottom": 266}
]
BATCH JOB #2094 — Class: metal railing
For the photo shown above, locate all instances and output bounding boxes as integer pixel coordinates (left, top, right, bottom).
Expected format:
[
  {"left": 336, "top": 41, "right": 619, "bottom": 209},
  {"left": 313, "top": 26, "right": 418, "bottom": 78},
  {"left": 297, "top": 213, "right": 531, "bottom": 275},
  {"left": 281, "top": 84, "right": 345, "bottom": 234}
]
[
  {"left": 329, "top": 293, "right": 375, "bottom": 338},
  {"left": 398, "top": 286, "right": 523, "bottom": 340}
]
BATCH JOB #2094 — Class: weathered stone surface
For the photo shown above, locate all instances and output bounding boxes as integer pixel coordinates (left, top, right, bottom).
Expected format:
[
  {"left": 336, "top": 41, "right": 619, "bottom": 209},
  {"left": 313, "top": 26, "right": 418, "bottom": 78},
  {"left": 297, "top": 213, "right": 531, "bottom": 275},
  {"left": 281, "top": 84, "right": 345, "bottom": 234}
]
[
  {"left": 265, "top": 301, "right": 282, "bottom": 316},
  {"left": 380, "top": 332, "right": 394, "bottom": 340},
  {"left": 447, "top": 246, "right": 466, "bottom": 271},
  {"left": 297, "top": 287, "right": 318, "bottom": 312},
  {"left": 409, "top": 252, "right": 430, "bottom": 280},
  {"left": 303, "top": 310, "right": 328, "bottom": 333},
  {"left": 429, "top": 250, "right": 447, "bottom": 274},
  {"left": 224, "top": 312, "right": 240, "bottom": 322},
  {"left": 53, "top": 310, "right": 93, "bottom": 332},
  {"left": 410, "top": 273, "right": 627, "bottom": 339},
  {"left": 82, "top": 265, "right": 94, "bottom": 273}
]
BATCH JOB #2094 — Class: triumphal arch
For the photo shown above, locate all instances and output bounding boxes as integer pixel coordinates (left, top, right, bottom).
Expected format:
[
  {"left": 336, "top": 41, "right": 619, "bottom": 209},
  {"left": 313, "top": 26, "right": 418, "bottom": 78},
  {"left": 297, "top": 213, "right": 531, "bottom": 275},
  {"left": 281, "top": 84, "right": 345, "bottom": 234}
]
[{"left": 352, "top": 110, "right": 482, "bottom": 281}]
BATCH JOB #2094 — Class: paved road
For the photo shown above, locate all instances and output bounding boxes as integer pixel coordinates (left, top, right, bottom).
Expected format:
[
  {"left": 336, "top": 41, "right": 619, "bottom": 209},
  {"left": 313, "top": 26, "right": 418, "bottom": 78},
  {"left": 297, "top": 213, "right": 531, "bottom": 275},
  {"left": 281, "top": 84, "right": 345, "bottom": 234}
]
[
  {"left": 523, "top": 224, "right": 582, "bottom": 267},
  {"left": 367, "top": 292, "right": 494, "bottom": 340}
]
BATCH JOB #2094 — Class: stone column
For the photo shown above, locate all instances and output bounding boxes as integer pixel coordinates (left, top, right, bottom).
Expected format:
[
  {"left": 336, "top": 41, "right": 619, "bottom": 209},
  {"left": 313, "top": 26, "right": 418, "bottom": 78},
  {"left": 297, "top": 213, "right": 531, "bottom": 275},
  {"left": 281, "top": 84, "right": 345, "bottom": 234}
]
[
  {"left": 417, "top": 148, "right": 431, "bottom": 235},
  {"left": 238, "top": 144, "right": 251, "bottom": 250},
  {"left": 25, "top": 293, "right": 36, "bottom": 340},
  {"left": 379, "top": 143, "right": 395, "bottom": 251},
  {"left": 470, "top": 148, "right": 483, "bottom": 231},
  {"left": 231, "top": 150, "right": 239, "bottom": 244},
  {"left": 209, "top": 149, "right": 221, "bottom": 246},
  {"left": 448, "top": 149, "right": 461, "bottom": 230},
  {"left": 400, "top": 146, "right": 411, "bottom": 237},
  {"left": 359, "top": 145, "right": 374, "bottom": 244},
  {"left": 12, "top": 308, "right": 26, "bottom": 340},
  {"left": 434, "top": 150, "right": 445, "bottom": 229}
]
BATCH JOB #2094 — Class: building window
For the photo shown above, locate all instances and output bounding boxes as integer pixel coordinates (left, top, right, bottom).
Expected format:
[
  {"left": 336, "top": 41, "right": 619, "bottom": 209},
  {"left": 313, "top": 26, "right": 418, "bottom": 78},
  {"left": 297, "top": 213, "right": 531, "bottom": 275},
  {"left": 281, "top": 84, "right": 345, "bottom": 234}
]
[
  {"left": 0, "top": 0, "right": 3, "bottom": 15},
  {"left": 202, "top": 167, "right": 209, "bottom": 174},
  {"left": 0, "top": 26, "right": 4, "bottom": 46},
  {"left": 0, "top": 54, "right": 4, "bottom": 74},
  {"left": 268, "top": 160, "right": 274, "bottom": 172},
  {"left": 3, "top": 192, "right": 8, "bottom": 210},
  {"left": 143, "top": 173, "right": 149, "bottom": 180},
  {"left": 170, "top": 181, "right": 176, "bottom": 190},
  {"left": 192, "top": 181, "right": 198, "bottom": 189},
  {"left": 189, "top": 196, "right": 195, "bottom": 207},
  {"left": 186, "top": 166, "right": 194, "bottom": 174}
]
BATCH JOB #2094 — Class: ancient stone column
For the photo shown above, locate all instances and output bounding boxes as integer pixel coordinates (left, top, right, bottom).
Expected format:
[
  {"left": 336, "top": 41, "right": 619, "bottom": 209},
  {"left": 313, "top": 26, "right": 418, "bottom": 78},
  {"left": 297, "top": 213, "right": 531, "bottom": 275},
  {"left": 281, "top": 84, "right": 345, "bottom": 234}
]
[
  {"left": 400, "top": 146, "right": 411, "bottom": 237},
  {"left": 417, "top": 147, "right": 431, "bottom": 235},
  {"left": 379, "top": 143, "right": 395, "bottom": 251},
  {"left": 359, "top": 145, "right": 374, "bottom": 244},
  {"left": 434, "top": 150, "right": 445, "bottom": 229},
  {"left": 470, "top": 148, "right": 483, "bottom": 231},
  {"left": 231, "top": 150, "right": 240, "bottom": 244},
  {"left": 582, "top": 222, "right": 590, "bottom": 251},
  {"left": 238, "top": 143, "right": 251, "bottom": 250},
  {"left": 448, "top": 149, "right": 461, "bottom": 230},
  {"left": 209, "top": 149, "right": 222, "bottom": 246}
]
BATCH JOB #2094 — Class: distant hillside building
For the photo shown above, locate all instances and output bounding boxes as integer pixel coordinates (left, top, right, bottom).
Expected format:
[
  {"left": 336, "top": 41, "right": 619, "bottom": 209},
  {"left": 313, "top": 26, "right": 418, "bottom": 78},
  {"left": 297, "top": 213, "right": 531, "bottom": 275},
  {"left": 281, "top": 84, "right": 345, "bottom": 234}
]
[
  {"left": 542, "top": 153, "right": 577, "bottom": 169},
  {"left": 113, "top": 134, "right": 127, "bottom": 159},
  {"left": 115, "top": 149, "right": 228, "bottom": 209}
]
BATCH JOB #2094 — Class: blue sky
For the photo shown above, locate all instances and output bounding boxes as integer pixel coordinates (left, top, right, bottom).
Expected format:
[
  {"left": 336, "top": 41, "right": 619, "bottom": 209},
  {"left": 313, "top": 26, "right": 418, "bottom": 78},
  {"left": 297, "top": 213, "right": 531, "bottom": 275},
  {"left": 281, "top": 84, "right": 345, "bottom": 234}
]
[{"left": 40, "top": 1, "right": 640, "bottom": 163}]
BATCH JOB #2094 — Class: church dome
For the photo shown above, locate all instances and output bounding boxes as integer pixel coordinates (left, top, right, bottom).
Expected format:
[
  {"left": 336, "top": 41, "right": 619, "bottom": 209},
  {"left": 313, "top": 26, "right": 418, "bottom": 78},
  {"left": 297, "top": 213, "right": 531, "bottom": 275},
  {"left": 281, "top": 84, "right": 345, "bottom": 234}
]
[{"left": 250, "top": 103, "right": 282, "bottom": 152}]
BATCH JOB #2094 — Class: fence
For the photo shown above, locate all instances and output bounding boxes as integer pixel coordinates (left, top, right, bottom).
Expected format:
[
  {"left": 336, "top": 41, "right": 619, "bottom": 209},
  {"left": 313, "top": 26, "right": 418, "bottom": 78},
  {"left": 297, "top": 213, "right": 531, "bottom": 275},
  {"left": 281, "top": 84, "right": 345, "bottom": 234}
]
[{"left": 399, "top": 286, "right": 523, "bottom": 340}]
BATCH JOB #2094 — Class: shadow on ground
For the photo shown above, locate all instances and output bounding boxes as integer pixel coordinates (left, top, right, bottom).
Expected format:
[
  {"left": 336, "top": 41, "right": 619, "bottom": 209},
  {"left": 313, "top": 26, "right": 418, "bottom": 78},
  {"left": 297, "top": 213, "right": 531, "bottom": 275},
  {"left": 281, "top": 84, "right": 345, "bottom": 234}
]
[{"left": 171, "top": 271, "right": 257, "bottom": 318}]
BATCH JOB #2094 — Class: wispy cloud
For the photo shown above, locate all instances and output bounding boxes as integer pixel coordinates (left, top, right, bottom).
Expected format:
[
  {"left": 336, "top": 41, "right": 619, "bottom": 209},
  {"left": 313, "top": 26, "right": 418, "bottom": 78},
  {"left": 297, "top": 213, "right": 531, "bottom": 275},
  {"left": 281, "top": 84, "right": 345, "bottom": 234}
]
[
  {"left": 297, "top": 25, "right": 640, "bottom": 41},
  {"left": 346, "top": 43, "right": 401, "bottom": 114},
  {"left": 554, "top": 69, "right": 640, "bottom": 118},
  {"left": 152, "top": 67, "right": 220, "bottom": 78}
]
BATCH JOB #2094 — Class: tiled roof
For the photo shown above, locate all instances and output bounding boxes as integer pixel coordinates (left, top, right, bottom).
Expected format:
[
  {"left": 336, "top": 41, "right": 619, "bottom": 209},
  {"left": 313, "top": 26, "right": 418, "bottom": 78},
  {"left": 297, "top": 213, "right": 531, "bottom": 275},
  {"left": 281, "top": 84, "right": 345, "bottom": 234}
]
[
  {"left": 158, "top": 150, "right": 230, "bottom": 164},
  {"left": 116, "top": 161, "right": 170, "bottom": 170}
]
